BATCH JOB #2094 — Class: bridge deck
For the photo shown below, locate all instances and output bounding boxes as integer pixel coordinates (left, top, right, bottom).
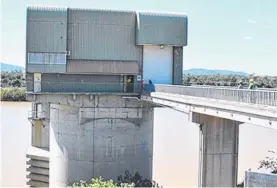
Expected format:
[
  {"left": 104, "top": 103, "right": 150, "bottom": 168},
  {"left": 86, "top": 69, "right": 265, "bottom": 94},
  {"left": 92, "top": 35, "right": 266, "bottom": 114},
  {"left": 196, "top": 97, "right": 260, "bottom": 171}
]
[{"left": 142, "top": 85, "right": 277, "bottom": 130}]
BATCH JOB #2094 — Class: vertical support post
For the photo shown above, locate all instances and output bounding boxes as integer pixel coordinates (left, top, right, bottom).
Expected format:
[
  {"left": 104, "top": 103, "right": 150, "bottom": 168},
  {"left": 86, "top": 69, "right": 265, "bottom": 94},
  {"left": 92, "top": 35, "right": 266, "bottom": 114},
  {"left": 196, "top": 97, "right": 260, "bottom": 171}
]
[
  {"left": 192, "top": 113, "right": 240, "bottom": 187},
  {"left": 198, "top": 124, "right": 203, "bottom": 187},
  {"left": 173, "top": 47, "right": 183, "bottom": 85}
]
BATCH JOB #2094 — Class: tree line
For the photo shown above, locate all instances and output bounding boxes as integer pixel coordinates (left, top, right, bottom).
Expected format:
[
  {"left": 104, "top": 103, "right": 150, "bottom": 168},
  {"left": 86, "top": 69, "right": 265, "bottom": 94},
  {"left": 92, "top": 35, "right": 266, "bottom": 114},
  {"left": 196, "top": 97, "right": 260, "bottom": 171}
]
[
  {"left": 1, "top": 71, "right": 26, "bottom": 101},
  {"left": 183, "top": 74, "right": 277, "bottom": 88},
  {"left": 1, "top": 71, "right": 277, "bottom": 89},
  {"left": 1, "top": 71, "right": 26, "bottom": 88}
]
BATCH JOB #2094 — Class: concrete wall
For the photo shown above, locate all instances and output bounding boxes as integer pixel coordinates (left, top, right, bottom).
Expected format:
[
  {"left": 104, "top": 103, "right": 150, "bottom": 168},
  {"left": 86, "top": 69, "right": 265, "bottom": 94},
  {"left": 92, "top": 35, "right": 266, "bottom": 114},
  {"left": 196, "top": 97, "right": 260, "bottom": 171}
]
[
  {"left": 173, "top": 47, "right": 183, "bottom": 85},
  {"left": 192, "top": 113, "right": 239, "bottom": 187},
  {"left": 244, "top": 171, "right": 277, "bottom": 187},
  {"left": 49, "top": 96, "right": 154, "bottom": 186}
]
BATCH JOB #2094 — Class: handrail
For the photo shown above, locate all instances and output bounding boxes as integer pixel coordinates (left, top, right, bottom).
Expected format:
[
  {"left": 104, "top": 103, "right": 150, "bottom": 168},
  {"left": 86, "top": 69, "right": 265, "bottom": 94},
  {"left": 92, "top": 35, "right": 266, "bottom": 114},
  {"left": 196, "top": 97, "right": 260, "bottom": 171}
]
[
  {"left": 156, "top": 84, "right": 277, "bottom": 93},
  {"left": 154, "top": 84, "right": 277, "bottom": 106},
  {"left": 28, "top": 110, "right": 46, "bottom": 119}
]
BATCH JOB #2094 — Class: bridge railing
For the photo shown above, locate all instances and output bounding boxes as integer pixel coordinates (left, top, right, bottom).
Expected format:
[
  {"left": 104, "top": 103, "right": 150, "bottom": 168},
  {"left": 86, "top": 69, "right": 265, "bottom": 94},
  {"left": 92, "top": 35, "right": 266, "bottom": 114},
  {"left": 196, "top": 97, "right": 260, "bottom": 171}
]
[{"left": 155, "top": 85, "right": 277, "bottom": 106}]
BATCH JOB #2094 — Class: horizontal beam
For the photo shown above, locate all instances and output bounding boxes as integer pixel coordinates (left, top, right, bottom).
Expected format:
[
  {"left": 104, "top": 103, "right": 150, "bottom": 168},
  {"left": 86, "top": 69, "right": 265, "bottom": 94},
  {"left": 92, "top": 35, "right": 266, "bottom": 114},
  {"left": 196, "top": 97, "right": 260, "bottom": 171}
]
[{"left": 141, "top": 95, "right": 277, "bottom": 130}]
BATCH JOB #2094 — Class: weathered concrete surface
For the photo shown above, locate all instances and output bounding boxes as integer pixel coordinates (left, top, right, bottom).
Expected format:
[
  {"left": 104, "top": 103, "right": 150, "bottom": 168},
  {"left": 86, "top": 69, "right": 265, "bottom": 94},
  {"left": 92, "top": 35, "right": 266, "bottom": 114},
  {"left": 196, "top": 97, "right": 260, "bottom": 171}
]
[
  {"left": 244, "top": 171, "right": 277, "bottom": 187},
  {"left": 27, "top": 93, "right": 141, "bottom": 107},
  {"left": 49, "top": 97, "right": 154, "bottom": 187},
  {"left": 192, "top": 113, "right": 239, "bottom": 187}
]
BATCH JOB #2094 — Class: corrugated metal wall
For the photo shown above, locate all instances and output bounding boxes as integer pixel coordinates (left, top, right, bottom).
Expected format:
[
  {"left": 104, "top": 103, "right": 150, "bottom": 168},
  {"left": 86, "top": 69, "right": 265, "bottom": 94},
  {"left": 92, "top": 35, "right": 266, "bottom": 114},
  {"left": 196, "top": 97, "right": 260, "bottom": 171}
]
[
  {"left": 26, "top": 73, "right": 34, "bottom": 91},
  {"left": 67, "top": 9, "right": 142, "bottom": 62},
  {"left": 41, "top": 74, "right": 122, "bottom": 92},
  {"left": 67, "top": 60, "right": 140, "bottom": 74},
  {"left": 136, "top": 12, "right": 187, "bottom": 46},
  {"left": 25, "top": 7, "right": 187, "bottom": 93},
  {"left": 27, "top": 7, "right": 67, "bottom": 53},
  {"left": 26, "top": 7, "right": 67, "bottom": 75},
  {"left": 41, "top": 73, "right": 119, "bottom": 82},
  {"left": 28, "top": 64, "right": 66, "bottom": 73},
  {"left": 173, "top": 47, "right": 183, "bottom": 85}
]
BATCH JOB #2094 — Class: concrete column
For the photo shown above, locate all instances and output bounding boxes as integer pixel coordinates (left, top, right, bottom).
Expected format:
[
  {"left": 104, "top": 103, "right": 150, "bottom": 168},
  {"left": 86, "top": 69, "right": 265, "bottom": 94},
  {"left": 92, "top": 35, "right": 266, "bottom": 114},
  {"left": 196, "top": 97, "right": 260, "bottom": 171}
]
[
  {"left": 31, "top": 102, "right": 50, "bottom": 149},
  {"left": 192, "top": 113, "right": 240, "bottom": 187},
  {"left": 49, "top": 96, "right": 154, "bottom": 187}
]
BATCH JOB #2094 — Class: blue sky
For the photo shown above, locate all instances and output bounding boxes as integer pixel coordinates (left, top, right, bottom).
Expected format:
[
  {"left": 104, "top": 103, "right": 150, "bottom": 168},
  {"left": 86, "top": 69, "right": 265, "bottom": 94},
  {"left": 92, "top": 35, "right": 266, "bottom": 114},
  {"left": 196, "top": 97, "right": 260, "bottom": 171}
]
[{"left": 1, "top": 0, "right": 277, "bottom": 75}]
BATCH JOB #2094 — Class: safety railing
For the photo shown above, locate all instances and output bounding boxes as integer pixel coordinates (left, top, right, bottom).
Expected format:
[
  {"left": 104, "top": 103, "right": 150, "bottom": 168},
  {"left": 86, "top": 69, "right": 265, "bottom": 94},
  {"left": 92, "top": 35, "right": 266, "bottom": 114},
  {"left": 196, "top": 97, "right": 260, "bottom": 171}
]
[
  {"left": 26, "top": 81, "right": 141, "bottom": 93},
  {"left": 28, "top": 110, "right": 46, "bottom": 119},
  {"left": 154, "top": 84, "right": 277, "bottom": 106}
]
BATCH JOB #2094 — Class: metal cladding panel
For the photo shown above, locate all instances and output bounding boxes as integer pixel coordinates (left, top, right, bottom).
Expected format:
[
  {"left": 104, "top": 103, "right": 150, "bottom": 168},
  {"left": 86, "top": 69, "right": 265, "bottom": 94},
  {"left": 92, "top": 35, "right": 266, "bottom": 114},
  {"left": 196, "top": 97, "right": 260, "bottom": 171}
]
[
  {"left": 173, "top": 47, "right": 183, "bottom": 85},
  {"left": 67, "top": 60, "right": 140, "bottom": 74},
  {"left": 136, "top": 12, "right": 187, "bottom": 46},
  {"left": 26, "top": 73, "right": 34, "bottom": 91},
  {"left": 27, "top": 7, "right": 67, "bottom": 53},
  {"left": 27, "top": 64, "right": 66, "bottom": 73},
  {"left": 67, "top": 9, "right": 141, "bottom": 61},
  {"left": 41, "top": 73, "right": 120, "bottom": 82},
  {"left": 40, "top": 74, "right": 121, "bottom": 92},
  {"left": 27, "top": 7, "right": 67, "bottom": 22}
]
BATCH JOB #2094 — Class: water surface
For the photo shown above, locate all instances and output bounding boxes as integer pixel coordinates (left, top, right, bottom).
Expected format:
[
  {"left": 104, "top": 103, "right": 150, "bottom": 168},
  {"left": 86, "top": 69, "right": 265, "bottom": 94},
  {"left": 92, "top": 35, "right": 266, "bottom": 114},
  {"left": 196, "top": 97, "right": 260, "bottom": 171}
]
[{"left": 1, "top": 102, "right": 276, "bottom": 187}]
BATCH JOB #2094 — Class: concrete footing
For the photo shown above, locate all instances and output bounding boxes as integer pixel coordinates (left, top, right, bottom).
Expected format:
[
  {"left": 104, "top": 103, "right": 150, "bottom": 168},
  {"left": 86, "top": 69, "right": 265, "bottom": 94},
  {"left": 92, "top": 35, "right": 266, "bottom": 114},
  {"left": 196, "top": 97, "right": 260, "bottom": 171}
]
[{"left": 192, "top": 113, "right": 240, "bottom": 187}]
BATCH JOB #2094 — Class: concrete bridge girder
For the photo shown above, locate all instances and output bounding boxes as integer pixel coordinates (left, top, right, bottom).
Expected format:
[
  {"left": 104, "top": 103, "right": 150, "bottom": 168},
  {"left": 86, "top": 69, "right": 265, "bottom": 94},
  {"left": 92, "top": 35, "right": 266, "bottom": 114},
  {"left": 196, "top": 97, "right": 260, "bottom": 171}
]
[
  {"left": 141, "top": 92, "right": 277, "bottom": 187},
  {"left": 141, "top": 94, "right": 277, "bottom": 129}
]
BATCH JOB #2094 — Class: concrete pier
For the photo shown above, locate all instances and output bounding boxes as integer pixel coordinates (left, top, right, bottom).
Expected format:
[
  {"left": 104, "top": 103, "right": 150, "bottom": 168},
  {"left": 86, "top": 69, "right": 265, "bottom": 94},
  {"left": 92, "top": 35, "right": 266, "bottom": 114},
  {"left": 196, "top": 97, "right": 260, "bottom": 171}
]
[
  {"left": 192, "top": 113, "right": 240, "bottom": 187},
  {"left": 48, "top": 95, "right": 154, "bottom": 187}
]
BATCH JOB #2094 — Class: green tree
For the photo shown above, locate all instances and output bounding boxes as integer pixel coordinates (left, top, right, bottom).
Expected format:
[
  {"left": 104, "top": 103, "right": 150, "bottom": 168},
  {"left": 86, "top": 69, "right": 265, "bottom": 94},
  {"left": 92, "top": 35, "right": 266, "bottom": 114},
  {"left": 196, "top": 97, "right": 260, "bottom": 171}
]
[{"left": 72, "top": 171, "right": 160, "bottom": 188}]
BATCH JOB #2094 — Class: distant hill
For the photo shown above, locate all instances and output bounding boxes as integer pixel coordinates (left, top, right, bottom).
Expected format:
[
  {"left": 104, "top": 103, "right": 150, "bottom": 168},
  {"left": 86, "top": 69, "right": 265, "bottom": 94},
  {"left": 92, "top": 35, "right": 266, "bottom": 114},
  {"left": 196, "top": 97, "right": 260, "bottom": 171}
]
[
  {"left": 1, "top": 62, "right": 25, "bottom": 72},
  {"left": 183, "top": 68, "right": 248, "bottom": 76}
]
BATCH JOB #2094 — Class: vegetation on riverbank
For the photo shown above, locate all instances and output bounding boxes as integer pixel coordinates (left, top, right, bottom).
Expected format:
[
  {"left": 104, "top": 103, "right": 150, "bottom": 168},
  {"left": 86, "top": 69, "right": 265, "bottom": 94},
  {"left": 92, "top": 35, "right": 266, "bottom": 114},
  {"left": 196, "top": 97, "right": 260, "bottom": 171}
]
[
  {"left": 72, "top": 171, "right": 160, "bottom": 188},
  {"left": 1, "top": 71, "right": 26, "bottom": 101},
  {"left": 183, "top": 74, "right": 277, "bottom": 88},
  {"left": 1, "top": 71, "right": 25, "bottom": 88},
  {"left": 0, "top": 88, "right": 26, "bottom": 101}
]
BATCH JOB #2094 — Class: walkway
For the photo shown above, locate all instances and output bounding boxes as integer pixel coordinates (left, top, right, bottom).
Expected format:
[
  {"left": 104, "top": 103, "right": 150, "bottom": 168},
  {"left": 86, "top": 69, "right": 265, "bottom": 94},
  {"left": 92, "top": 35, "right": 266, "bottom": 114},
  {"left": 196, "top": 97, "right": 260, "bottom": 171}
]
[{"left": 141, "top": 85, "right": 277, "bottom": 130}]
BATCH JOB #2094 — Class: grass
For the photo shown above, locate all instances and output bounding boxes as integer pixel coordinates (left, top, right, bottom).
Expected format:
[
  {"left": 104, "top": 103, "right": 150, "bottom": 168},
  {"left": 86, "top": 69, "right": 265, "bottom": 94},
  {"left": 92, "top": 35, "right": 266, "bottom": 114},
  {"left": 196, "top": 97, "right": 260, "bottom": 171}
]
[{"left": 0, "top": 88, "right": 26, "bottom": 101}]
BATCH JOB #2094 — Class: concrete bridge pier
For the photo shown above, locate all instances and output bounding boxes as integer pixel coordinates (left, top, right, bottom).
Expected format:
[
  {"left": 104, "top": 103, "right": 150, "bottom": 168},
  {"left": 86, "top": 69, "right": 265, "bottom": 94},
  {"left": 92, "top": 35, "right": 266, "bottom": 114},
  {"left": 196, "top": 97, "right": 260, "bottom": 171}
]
[
  {"left": 192, "top": 113, "right": 240, "bottom": 187},
  {"left": 49, "top": 96, "right": 154, "bottom": 187}
]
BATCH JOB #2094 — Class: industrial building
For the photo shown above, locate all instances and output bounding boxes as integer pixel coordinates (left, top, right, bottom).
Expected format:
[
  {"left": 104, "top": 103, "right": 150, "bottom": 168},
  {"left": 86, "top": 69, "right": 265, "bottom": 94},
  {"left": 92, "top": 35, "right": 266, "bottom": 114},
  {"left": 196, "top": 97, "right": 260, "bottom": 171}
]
[
  {"left": 25, "top": 6, "right": 188, "bottom": 187},
  {"left": 25, "top": 7, "right": 188, "bottom": 94}
]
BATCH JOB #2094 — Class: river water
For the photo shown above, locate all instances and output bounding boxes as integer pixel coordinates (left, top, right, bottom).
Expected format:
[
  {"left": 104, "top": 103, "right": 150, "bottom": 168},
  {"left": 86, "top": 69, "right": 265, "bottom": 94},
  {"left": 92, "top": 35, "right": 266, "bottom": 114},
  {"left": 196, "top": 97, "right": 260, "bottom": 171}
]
[{"left": 1, "top": 102, "right": 277, "bottom": 187}]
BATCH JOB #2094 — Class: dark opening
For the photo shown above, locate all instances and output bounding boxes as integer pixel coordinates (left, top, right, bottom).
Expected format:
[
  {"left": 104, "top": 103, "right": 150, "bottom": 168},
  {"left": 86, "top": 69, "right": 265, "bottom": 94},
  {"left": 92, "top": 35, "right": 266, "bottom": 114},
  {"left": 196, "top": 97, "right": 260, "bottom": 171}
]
[{"left": 126, "top": 75, "right": 134, "bottom": 92}]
